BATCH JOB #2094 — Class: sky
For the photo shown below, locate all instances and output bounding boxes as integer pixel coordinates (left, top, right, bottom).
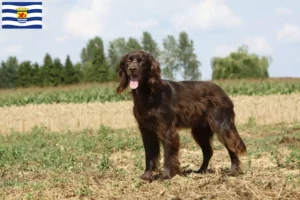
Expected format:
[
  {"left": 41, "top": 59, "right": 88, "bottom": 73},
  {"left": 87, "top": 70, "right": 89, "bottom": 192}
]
[{"left": 0, "top": 0, "right": 300, "bottom": 80}]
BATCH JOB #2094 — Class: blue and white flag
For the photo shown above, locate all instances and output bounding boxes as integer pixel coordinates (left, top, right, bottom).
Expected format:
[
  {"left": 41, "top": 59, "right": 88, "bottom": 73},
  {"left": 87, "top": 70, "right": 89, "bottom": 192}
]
[{"left": 2, "top": 2, "right": 42, "bottom": 29}]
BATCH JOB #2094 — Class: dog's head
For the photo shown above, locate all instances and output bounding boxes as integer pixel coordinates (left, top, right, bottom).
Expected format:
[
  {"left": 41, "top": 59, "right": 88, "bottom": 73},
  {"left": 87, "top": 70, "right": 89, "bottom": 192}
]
[{"left": 116, "top": 50, "right": 163, "bottom": 94}]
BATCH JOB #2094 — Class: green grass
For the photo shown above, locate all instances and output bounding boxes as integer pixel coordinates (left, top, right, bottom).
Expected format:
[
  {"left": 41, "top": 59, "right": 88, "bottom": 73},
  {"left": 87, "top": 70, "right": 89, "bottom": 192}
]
[
  {"left": 0, "top": 125, "right": 143, "bottom": 173},
  {"left": 214, "top": 78, "right": 300, "bottom": 96},
  {"left": 0, "top": 87, "right": 131, "bottom": 107},
  {"left": 242, "top": 124, "right": 300, "bottom": 167},
  {"left": 0, "top": 78, "right": 299, "bottom": 107},
  {"left": 0, "top": 125, "right": 145, "bottom": 199},
  {"left": 0, "top": 123, "right": 299, "bottom": 174},
  {"left": 1, "top": 123, "right": 300, "bottom": 199}
]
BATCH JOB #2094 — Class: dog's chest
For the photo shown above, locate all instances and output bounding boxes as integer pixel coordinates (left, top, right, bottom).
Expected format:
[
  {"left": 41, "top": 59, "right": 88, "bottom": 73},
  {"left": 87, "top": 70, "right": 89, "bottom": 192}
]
[
  {"left": 134, "top": 102, "right": 157, "bottom": 119},
  {"left": 132, "top": 91, "right": 166, "bottom": 123},
  {"left": 133, "top": 98, "right": 162, "bottom": 123}
]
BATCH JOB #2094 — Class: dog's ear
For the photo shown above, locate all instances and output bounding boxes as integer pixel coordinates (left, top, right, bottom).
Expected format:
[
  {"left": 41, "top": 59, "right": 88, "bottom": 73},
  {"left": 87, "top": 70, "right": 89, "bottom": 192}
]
[
  {"left": 148, "top": 55, "right": 164, "bottom": 92},
  {"left": 116, "top": 54, "right": 129, "bottom": 94}
]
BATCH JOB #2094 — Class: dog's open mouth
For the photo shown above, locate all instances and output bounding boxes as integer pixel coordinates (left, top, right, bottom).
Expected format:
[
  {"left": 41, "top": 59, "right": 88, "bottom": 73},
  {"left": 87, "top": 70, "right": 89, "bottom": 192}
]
[{"left": 129, "top": 76, "right": 139, "bottom": 89}]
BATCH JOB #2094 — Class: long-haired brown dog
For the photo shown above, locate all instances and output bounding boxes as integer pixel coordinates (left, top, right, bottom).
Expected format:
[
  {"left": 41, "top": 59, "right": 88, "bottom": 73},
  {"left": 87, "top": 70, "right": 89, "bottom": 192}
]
[{"left": 116, "top": 50, "right": 247, "bottom": 182}]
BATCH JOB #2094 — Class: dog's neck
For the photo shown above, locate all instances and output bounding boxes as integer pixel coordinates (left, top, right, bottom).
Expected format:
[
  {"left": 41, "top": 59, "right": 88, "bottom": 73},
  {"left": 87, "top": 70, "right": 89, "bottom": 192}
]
[
  {"left": 132, "top": 84, "right": 153, "bottom": 96},
  {"left": 131, "top": 83, "right": 157, "bottom": 105},
  {"left": 131, "top": 78, "right": 166, "bottom": 104}
]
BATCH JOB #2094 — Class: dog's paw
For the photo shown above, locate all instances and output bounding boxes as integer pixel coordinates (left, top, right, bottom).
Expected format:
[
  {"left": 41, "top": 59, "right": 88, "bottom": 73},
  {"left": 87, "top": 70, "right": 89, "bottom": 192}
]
[{"left": 140, "top": 171, "right": 154, "bottom": 182}]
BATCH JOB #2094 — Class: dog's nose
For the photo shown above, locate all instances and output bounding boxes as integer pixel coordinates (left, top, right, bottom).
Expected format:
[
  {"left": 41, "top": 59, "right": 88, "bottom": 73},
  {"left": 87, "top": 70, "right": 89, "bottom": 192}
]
[{"left": 129, "top": 66, "right": 137, "bottom": 72}]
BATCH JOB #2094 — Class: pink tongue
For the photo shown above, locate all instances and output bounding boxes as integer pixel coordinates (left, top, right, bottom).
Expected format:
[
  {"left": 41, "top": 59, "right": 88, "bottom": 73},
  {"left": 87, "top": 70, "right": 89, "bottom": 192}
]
[{"left": 130, "top": 81, "right": 139, "bottom": 89}]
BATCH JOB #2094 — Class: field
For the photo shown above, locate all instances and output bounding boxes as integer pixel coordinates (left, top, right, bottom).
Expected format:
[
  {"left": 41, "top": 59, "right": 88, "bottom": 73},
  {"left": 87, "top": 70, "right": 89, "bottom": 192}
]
[
  {"left": 1, "top": 79, "right": 300, "bottom": 200},
  {"left": 0, "top": 78, "right": 300, "bottom": 107}
]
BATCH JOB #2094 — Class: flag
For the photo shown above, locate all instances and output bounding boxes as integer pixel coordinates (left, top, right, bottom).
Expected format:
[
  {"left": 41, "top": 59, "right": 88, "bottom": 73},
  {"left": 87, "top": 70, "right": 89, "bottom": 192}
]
[{"left": 2, "top": 2, "right": 42, "bottom": 29}]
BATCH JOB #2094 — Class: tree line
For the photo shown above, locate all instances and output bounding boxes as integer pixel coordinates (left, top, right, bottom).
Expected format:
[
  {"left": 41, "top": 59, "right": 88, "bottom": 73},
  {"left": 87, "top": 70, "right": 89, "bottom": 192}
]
[{"left": 0, "top": 31, "right": 271, "bottom": 89}]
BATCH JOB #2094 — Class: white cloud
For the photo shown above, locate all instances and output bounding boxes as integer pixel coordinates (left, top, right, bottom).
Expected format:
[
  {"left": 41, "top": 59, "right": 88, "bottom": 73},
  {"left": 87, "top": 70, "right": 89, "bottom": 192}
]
[
  {"left": 215, "top": 37, "right": 273, "bottom": 57},
  {"left": 215, "top": 45, "right": 235, "bottom": 57},
  {"left": 125, "top": 19, "right": 158, "bottom": 30},
  {"left": 62, "top": 0, "right": 111, "bottom": 40},
  {"left": 0, "top": 34, "right": 6, "bottom": 43},
  {"left": 277, "top": 23, "right": 300, "bottom": 42},
  {"left": 55, "top": 35, "right": 68, "bottom": 43},
  {"left": 243, "top": 36, "right": 273, "bottom": 55},
  {"left": 171, "top": 0, "right": 242, "bottom": 30},
  {"left": 0, "top": 44, "right": 23, "bottom": 54},
  {"left": 0, "top": 32, "right": 32, "bottom": 44},
  {"left": 275, "top": 6, "right": 293, "bottom": 15}
]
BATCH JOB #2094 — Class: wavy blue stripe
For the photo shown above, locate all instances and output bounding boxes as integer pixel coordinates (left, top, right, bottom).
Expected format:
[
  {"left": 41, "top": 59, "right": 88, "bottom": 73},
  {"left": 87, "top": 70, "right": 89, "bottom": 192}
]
[
  {"left": 2, "top": 25, "right": 42, "bottom": 29},
  {"left": 2, "top": 17, "right": 42, "bottom": 21},
  {"left": 2, "top": 2, "right": 42, "bottom": 6},
  {"left": 2, "top": 9, "right": 42, "bottom": 14}
]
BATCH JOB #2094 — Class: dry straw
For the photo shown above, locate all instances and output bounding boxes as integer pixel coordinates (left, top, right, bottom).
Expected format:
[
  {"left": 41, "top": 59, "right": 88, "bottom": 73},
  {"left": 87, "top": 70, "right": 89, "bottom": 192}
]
[{"left": 0, "top": 94, "right": 299, "bottom": 133}]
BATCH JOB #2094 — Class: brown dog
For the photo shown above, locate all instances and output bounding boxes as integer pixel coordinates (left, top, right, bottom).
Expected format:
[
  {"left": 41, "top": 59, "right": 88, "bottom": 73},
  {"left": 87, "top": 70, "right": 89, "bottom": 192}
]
[{"left": 116, "top": 50, "right": 247, "bottom": 182}]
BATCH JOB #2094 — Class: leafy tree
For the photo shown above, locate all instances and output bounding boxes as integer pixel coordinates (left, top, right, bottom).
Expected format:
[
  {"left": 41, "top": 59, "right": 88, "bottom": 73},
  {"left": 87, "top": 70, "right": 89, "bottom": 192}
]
[
  {"left": 108, "top": 37, "right": 127, "bottom": 80},
  {"left": 64, "top": 55, "right": 79, "bottom": 84},
  {"left": 91, "top": 45, "right": 109, "bottom": 82},
  {"left": 81, "top": 37, "right": 103, "bottom": 64},
  {"left": 40, "top": 53, "right": 54, "bottom": 86},
  {"left": 161, "top": 32, "right": 201, "bottom": 80},
  {"left": 0, "top": 56, "right": 19, "bottom": 88},
  {"left": 0, "top": 62, "right": 7, "bottom": 88},
  {"left": 126, "top": 37, "right": 142, "bottom": 52},
  {"left": 161, "top": 35, "right": 178, "bottom": 80},
  {"left": 80, "top": 36, "right": 109, "bottom": 83},
  {"left": 178, "top": 31, "right": 201, "bottom": 80},
  {"left": 52, "top": 58, "right": 64, "bottom": 86},
  {"left": 211, "top": 45, "right": 271, "bottom": 80},
  {"left": 73, "top": 62, "right": 84, "bottom": 82},
  {"left": 80, "top": 36, "right": 98, "bottom": 82},
  {"left": 141, "top": 31, "right": 160, "bottom": 58},
  {"left": 31, "top": 63, "right": 41, "bottom": 86},
  {"left": 17, "top": 61, "right": 33, "bottom": 87},
  {"left": 39, "top": 54, "right": 63, "bottom": 86},
  {"left": 81, "top": 62, "right": 93, "bottom": 83}
]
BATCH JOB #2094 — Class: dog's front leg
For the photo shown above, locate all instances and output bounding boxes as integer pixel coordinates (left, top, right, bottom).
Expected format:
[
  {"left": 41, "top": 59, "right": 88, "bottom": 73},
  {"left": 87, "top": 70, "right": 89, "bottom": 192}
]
[
  {"left": 139, "top": 127, "right": 160, "bottom": 182},
  {"left": 162, "top": 129, "right": 181, "bottom": 179}
]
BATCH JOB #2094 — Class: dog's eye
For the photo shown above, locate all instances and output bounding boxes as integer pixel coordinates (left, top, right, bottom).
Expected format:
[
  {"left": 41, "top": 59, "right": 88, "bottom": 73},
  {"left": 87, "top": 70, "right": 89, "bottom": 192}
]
[
  {"left": 127, "top": 59, "right": 131, "bottom": 63},
  {"left": 138, "top": 58, "right": 144, "bottom": 63}
]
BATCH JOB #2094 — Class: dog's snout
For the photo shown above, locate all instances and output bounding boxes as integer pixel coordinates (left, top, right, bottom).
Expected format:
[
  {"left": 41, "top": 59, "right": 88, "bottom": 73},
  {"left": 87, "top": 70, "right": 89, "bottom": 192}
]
[{"left": 129, "top": 66, "right": 137, "bottom": 72}]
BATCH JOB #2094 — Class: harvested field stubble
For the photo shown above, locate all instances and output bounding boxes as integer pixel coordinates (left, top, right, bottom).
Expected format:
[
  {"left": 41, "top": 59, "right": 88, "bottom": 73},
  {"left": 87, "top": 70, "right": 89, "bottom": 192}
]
[{"left": 0, "top": 94, "right": 299, "bottom": 134}]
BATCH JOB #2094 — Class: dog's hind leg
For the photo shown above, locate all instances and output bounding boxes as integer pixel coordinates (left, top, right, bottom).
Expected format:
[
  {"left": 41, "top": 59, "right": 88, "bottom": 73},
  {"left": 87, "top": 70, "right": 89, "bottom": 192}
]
[{"left": 214, "top": 108, "right": 247, "bottom": 175}]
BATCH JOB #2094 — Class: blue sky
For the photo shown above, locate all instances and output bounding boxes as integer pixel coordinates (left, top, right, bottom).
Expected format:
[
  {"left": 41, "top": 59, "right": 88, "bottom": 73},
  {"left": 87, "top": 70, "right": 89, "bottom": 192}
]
[{"left": 0, "top": 0, "right": 300, "bottom": 80}]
